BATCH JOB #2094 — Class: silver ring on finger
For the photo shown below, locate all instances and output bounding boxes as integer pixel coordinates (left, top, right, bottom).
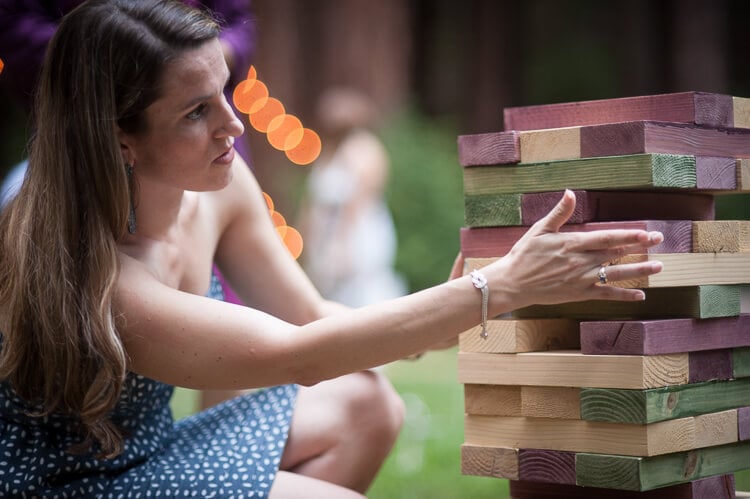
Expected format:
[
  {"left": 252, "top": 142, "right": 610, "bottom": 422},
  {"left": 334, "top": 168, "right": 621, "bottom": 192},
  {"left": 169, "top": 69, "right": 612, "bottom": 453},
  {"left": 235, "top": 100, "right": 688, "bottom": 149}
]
[{"left": 597, "top": 266, "right": 608, "bottom": 285}]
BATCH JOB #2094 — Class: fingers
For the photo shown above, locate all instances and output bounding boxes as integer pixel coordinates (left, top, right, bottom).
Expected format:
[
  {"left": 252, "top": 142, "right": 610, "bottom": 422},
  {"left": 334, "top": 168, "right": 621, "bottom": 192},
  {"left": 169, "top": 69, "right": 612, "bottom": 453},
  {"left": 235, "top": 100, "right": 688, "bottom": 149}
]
[
  {"left": 566, "top": 229, "right": 664, "bottom": 253},
  {"left": 533, "top": 189, "right": 576, "bottom": 234},
  {"left": 584, "top": 260, "right": 663, "bottom": 301}
]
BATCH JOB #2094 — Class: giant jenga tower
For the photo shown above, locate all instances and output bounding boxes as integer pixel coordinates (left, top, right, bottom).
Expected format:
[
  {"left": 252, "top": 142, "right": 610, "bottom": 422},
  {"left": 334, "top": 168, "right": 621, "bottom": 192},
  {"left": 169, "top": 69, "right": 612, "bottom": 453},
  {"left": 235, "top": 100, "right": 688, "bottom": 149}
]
[{"left": 456, "top": 92, "right": 750, "bottom": 498}]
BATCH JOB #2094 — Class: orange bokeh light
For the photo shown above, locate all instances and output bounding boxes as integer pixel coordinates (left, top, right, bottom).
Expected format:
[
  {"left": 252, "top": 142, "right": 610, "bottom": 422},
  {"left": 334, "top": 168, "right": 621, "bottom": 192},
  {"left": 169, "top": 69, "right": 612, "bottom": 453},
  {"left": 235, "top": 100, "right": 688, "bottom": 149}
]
[
  {"left": 246, "top": 65, "right": 257, "bottom": 80},
  {"left": 249, "top": 97, "right": 285, "bottom": 133},
  {"left": 285, "top": 129, "right": 322, "bottom": 165},
  {"left": 0, "top": 58, "right": 4, "bottom": 74},
  {"left": 270, "top": 210, "right": 286, "bottom": 227},
  {"left": 279, "top": 226, "right": 303, "bottom": 259},
  {"left": 232, "top": 79, "right": 269, "bottom": 114},
  {"left": 267, "top": 114, "right": 304, "bottom": 151},
  {"left": 262, "top": 191, "right": 274, "bottom": 211}
]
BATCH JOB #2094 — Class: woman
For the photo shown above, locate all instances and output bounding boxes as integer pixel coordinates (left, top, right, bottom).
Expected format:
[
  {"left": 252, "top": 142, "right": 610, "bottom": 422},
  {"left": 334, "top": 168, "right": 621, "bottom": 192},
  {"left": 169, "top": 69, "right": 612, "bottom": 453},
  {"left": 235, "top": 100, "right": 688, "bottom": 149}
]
[{"left": 0, "top": 1, "right": 663, "bottom": 497}]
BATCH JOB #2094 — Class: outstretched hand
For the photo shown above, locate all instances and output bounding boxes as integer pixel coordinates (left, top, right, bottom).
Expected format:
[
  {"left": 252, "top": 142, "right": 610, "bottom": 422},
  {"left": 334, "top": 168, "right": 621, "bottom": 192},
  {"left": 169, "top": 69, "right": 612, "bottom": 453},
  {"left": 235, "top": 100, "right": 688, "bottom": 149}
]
[{"left": 487, "top": 190, "right": 664, "bottom": 310}]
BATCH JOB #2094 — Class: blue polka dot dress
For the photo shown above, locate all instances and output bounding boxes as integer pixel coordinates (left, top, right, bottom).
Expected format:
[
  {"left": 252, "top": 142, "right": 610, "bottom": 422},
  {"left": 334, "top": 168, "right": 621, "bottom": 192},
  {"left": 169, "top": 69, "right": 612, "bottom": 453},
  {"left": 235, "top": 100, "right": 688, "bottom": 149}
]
[{"left": 0, "top": 275, "right": 298, "bottom": 498}]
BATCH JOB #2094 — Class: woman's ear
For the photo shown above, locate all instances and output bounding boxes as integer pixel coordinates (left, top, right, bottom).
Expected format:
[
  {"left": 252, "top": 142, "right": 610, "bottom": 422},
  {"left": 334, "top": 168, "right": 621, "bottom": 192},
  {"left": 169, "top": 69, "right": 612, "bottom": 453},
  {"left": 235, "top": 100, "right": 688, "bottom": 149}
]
[{"left": 116, "top": 127, "right": 136, "bottom": 165}]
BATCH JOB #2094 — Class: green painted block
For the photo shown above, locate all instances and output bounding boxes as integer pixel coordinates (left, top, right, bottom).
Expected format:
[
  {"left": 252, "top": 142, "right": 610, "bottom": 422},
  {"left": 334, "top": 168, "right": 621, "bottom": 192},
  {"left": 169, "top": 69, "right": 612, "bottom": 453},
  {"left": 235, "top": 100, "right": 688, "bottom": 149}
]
[
  {"left": 734, "top": 347, "right": 750, "bottom": 378},
  {"left": 576, "top": 441, "right": 750, "bottom": 491},
  {"left": 463, "top": 154, "right": 697, "bottom": 196},
  {"left": 581, "top": 378, "right": 750, "bottom": 424},
  {"left": 464, "top": 193, "right": 522, "bottom": 227}
]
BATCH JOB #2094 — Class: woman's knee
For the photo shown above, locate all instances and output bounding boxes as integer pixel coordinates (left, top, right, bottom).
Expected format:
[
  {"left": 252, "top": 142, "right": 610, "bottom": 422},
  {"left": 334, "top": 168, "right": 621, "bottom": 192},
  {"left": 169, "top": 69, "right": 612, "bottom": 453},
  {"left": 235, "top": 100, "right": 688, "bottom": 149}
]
[{"left": 344, "top": 370, "right": 405, "bottom": 442}]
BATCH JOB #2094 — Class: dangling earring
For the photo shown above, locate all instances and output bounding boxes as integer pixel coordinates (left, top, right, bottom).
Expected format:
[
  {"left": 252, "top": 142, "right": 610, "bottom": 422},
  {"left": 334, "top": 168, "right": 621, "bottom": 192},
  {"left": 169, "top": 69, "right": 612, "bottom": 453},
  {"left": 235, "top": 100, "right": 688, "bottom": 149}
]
[{"left": 125, "top": 163, "right": 137, "bottom": 234}]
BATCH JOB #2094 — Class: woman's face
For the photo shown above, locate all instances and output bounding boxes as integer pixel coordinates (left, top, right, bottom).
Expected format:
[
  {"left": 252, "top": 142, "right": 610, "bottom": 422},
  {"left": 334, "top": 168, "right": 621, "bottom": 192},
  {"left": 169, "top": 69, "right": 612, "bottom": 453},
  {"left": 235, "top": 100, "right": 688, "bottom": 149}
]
[{"left": 121, "top": 39, "right": 244, "bottom": 192}]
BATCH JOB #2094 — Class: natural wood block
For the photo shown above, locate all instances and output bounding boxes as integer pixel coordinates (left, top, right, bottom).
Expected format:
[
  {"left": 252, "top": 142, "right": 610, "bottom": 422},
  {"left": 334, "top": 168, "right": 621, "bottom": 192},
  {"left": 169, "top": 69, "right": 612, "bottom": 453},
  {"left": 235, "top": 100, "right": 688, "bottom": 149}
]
[
  {"left": 521, "top": 386, "right": 581, "bottom": 419},
  {"left": 465, "top": 385, "right": 580, "bottom": 419},
  {"left": 464, "top": 193, "right": 522, "bottom": 227},
  {"left": 739, "top": 159, "right": 750, "bottom": 191},
  {"left": 467, "top": 253, "right": 750, "bottom": 289},
  {"left": 463, "top": 410, "right": 738, "bottom": 457},
  {"left": 458, "top": 318, "right": 579, "bottom": 353},
  {"left": 460, "top": 221, "right": 692, "bottom": 258},
  {"left": 518, "top": 448, "right": 576, "bottom": 485},
  {"left": 580, "top": 378, "right": 750, "bottom": 424},
  {"left": 520, "top": 190, "right": 715, "bottom": 226},
  {"left": 693, "top": 221, "right": 750, "bottom": 253},
  {"left": 519, "top": 126, "right": 580, "bottom": 163},
  {"left": 734, "top": 348, "right": 750, "bottom": 378},
  {"left": 580, "top": 315, "right": 750, "bottom": 355},
  {"left": 460, "top": 444, "right": 519, "bottom": 479},
  {"left": 458, "top": 131, "right": 520, "bottom": 166},
  {"left": 463, "top": 154, "right": 698, "bottom": 195},
  {"left": 502, "top": 91, "right": 741, "bottom": 131},
  {"left": 508, "top": 475, "right": 735, "bottom": 498},
  {"left": 736, "top": 96, "right": 750, "bottom": 129},
  {"left": 513, "top": 286, "right": 741, "bottom": 320},
  {"left": 575, "top": 440, "right": 750, "bottom": 491},
  {"left": 457, "top": 351, "right": 689, "bottom": 389},
  {"left": 464, "top": 384, "right": 522, "bottom": 416}
]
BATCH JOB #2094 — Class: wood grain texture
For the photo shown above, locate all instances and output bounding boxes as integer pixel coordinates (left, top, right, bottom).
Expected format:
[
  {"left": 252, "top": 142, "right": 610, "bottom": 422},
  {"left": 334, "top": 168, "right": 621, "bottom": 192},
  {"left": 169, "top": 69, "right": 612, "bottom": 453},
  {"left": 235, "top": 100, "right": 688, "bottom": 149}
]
[
  {"left": 739, "top": 406, "right": 750, "bottom": 441},
  {"left": 575, "top": 440, "right": 750, "bottom": 491},
  {"left": 467, "top": 253, "right": 750, "bottom": 289},
  {"left": 734, "top": 348, "right": 750, "bottom": 378},
  {"left": 693, "top": 221, "right": 750, "bottom": 252},
  {"left": 458, "top": 131, "right": 520, "bottom": 166},
  {"left": 460, "top": 221, "right": 692, "bottom": 257},
  {"left": 463, "top": 410, "right": 738, "bottom": 457},
  {"left": 735, "top": 96, "right": 750, "bottom": 129},
  {"left": 519, "top": 126, "right": 580, "bottom": 163},
  {"left": 457, "top": 351, "right": 689, "bottom": 389},
  {"left": 502, "top": 91, "right": 737, "bottom": 131},
  {"left": 580, "top": 314, "right": 750, "bottom": 355},
  {"left": 580, "top": 122, "right": 750, "bottom": 161},
  {"left": 696, "top": 156, "right": 738, "bottom": 189},
  {"left": 464, "top": 193, "right": 522, "bottom": 227},
  {"left": 580, "top": 378, "right": 750, "bottom": 424},
  {"left": 689, "top": 349, "right": 734, "bottom": 383},
  {"left": 739, "top": 159, "right": 750, "bottom": 191},
  {"left": 521, "top": 190, "right": 715, "bottom": 226},
  {"left": 465, "top": 385, "right": 580, "bottom": 419},
  {"left": 513, "top": 285, "right": 741, "bottom": 320},
  {"left": 460, "top": 444, "right": 519, "bottom": 479},
  {"left": 463, "top": 154, "right": 697, "bottom": 195},
  {"left": 458, "top": 318, "right": 579, "bottom": 353},
  {"left": 518, "top": 448, "right": 576, "bottom": 484},
  {"left": 509, "top": 475, "right": 736, "bottom": 498}
]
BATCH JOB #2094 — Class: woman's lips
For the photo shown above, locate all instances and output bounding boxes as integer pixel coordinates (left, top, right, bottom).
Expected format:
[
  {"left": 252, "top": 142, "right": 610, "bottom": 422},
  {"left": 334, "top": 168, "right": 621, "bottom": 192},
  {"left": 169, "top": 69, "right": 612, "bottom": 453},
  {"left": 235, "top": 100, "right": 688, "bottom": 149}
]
[{"left": 214, "top": 146, "right": 235, "bottom": 164}]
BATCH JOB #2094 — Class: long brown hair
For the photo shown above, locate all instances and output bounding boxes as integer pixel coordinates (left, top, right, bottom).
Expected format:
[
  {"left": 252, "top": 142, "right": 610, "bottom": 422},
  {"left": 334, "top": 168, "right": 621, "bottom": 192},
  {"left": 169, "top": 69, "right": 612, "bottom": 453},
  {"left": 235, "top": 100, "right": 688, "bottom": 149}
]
[{"left": 0, "top": 0, "right": 219, "bottom": 458}]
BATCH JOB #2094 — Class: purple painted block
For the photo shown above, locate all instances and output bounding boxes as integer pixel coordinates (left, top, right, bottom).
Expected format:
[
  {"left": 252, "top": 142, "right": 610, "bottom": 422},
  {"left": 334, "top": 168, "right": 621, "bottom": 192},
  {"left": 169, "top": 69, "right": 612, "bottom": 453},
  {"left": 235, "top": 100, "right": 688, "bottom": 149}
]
[
  {"left": 739, "top": 406, "right": 750, "bottom": 441},
  {"left": 696, "top": 157, "right": 738, "bottom": 190},
  {"left": 689, "top": 349, "right": 734, "bottom": 383},
  {"left": 458, "top": 131, "right": 520, "bottom": 166},
  {"left": 580, "top": 315, "right": 750, "bottom": 356},
  {"left": 518, "top": 448, "right": 576, "bottom": 485}
]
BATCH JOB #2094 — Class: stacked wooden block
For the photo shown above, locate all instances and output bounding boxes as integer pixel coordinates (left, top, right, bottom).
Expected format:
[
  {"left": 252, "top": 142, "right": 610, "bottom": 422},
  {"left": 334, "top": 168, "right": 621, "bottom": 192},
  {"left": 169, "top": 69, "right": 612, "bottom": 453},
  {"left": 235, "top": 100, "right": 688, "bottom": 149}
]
[{"left": 456, "top": 92, "right": 750, "bottom": 498}]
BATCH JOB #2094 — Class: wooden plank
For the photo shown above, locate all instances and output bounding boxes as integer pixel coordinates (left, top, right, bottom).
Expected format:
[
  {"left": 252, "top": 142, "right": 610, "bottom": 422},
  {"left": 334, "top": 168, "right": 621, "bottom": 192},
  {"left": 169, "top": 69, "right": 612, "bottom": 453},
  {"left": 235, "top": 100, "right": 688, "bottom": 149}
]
[
  {"left": 580, "top": 378, "right": 750, "bottom": 424},
  {"left": 458, "top": 318, "right": 579, "bottom": 353},
  {"left": 580, "top": 122, "right": 750, "bottom": 162},
  {"left": 521, "top": 190, "right": 715, "bottom": 226},
  {"left": 522, "top": 386, "right": 581, "bottom": 419},
  {"left": 460, "top": 444, "right": 519, "bottom": 479},
  {"left": 693, "top": 221, "right": 750, "bottom": 253},
  {"left": 519, "top": 126, "right": 580, "bottom": 163},
  {"left": 518, "top": 448, "right": 576, "bottom": 485},
  {"left": 509, "top": 475, "right": 735, "bottom": 498},
  {"left": 575, "top": 440, "right": 750, "bottom": 491},
  {"left": 735, "top": 96, "right": 750, "bottom": 129},
  {"left": 580, "top": 315, "right": 750, "bottom": 356},
  {"left": 502, "top": 91, "right": 737, "bottom": 131},
  {"left": 466, "top": 253, "right": 750, "bottom": 289},
  {"left": 461, "top": 221, "right": 692, "bottom": 258},
  {"left": 464, "top": 384, "right": 522, "bottom": 416},
  {"left": 463, "top": 410, "right": 738, "bottom": 457},
  {"left": 734, "top": 348, "right": 750, "bottom": 378},
  {"left": 689, "top": 349, "right": 734, "bottom": 383},
  {"left": 463, "top": 154, "right": 698, "bottom": 195},
  {"left": 739, "top": 406, "right": 750, "bottom": 441},
  {"left": 513, "top": 286, "right": 741, "bottom": 320},
  {"left": 457, "top": 351, "right": 689, "bottom": 389},
  {"left": 464, "top": 193, "right": 522, "bottom": 227},
  {"left": 739, "top": 159, "right": 750, "bottom": 191},
  {"left": 458, "top": 130, "right": 520, "bottom": 166}
]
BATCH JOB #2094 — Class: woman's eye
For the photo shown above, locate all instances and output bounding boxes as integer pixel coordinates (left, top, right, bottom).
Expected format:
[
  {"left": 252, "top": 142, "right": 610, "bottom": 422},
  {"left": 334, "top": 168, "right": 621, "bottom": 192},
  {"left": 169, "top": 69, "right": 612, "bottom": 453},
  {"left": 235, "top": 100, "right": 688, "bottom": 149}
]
[{"left": 186, "top": 103, "right": 207, "bottom": 120}]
